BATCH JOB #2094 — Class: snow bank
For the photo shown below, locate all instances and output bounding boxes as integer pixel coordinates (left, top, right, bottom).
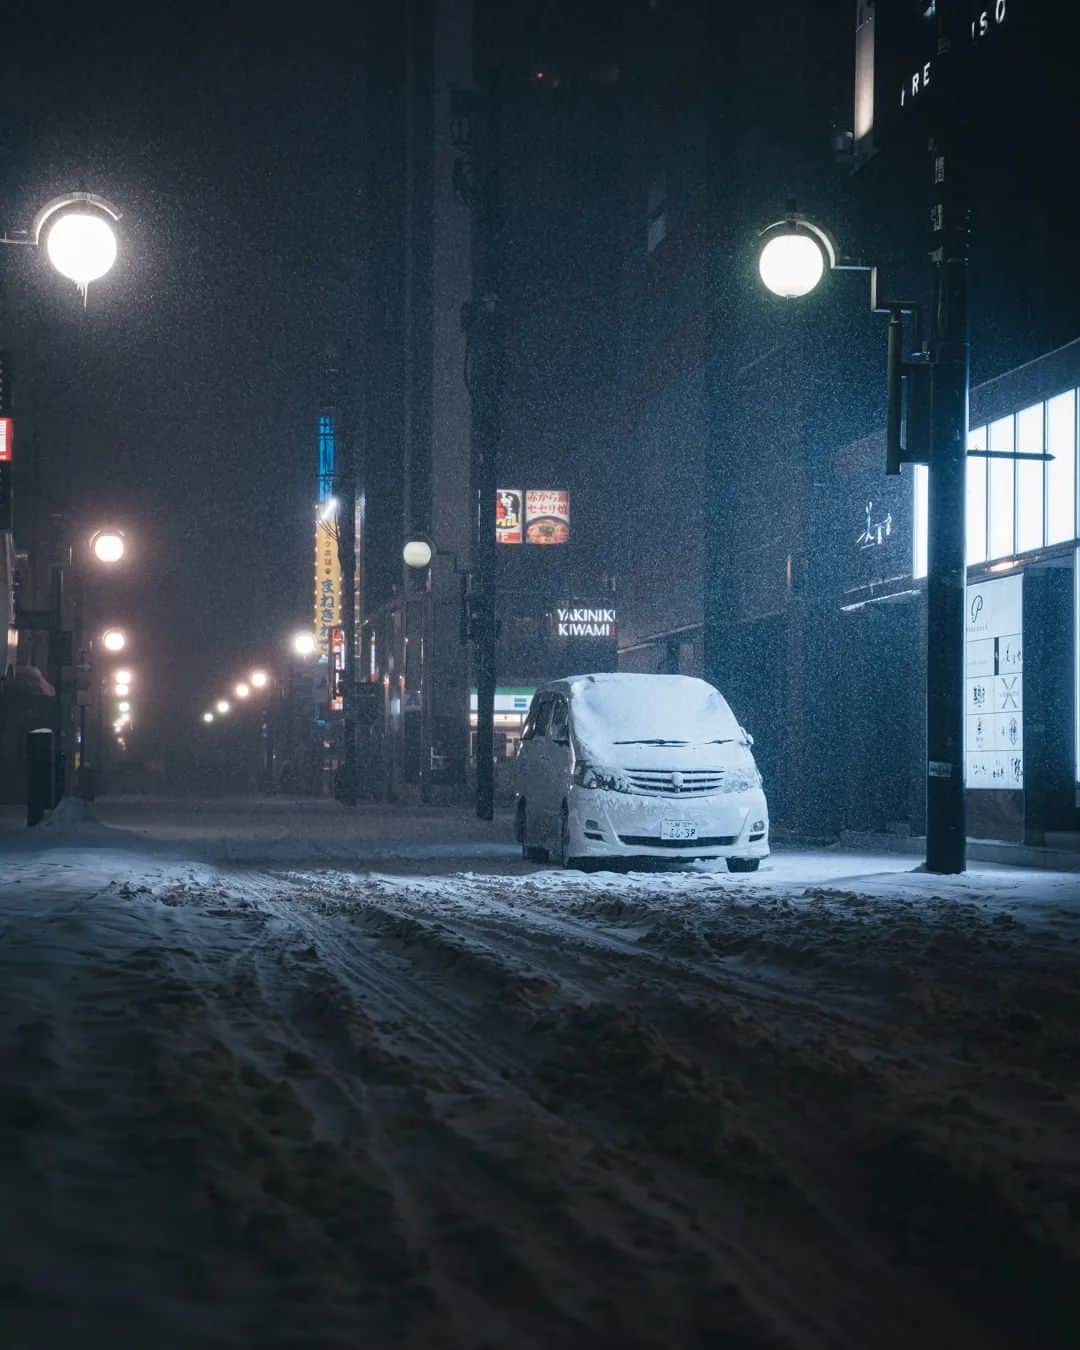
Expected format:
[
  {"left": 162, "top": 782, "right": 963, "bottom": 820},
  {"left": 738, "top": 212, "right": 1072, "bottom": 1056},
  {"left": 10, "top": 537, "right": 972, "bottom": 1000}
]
[{"left": 40, "top": 795, "right": 98, "bottom": 831}]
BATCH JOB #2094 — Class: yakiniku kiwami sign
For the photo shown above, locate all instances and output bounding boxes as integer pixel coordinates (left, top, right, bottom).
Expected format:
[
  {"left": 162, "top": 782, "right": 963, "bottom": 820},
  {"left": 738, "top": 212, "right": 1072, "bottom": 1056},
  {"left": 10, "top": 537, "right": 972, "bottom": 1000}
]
[{"left": 552, "top": 606, "right": 617, "bottom": 639}]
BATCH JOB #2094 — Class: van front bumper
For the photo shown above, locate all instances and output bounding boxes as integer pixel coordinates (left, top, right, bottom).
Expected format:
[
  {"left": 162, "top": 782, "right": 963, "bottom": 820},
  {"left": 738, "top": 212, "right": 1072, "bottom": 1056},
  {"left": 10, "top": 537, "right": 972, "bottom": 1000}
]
[{"left": 566, "top": 785, "right": 769, "bottom": 861}]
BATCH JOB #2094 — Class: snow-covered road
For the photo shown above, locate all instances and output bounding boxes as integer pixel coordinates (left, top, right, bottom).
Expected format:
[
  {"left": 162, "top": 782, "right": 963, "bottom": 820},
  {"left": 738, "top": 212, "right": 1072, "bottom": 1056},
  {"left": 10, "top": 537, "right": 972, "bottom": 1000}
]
[{"left": 2, "top": 797, "right": 1079, "bottom": 1349}]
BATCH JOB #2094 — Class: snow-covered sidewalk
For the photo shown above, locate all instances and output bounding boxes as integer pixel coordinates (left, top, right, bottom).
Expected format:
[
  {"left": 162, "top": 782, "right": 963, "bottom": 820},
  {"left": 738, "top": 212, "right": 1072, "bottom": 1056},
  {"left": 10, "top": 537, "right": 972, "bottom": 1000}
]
[{"left": 1, "top": 797, "right": 1078, "bottom": 1349}]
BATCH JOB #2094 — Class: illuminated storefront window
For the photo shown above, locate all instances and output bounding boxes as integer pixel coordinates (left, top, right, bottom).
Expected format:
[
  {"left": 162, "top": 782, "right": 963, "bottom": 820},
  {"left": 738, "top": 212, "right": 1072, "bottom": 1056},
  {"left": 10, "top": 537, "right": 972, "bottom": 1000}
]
[{"left": 914, "top": 385, "right": 1080, "bottom": 578}]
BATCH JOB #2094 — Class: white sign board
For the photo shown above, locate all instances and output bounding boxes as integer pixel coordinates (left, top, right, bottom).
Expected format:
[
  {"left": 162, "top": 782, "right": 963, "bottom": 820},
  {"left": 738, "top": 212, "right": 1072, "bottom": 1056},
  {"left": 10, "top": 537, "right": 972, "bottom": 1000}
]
[{"left": 965, "top": 573, "right": 1023, "bottom": 790}]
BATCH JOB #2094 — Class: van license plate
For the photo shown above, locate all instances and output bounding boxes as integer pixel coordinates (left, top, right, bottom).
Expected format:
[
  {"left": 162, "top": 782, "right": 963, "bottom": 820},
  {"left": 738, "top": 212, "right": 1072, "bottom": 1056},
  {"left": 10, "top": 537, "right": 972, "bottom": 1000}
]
[{"left": 661, "top": 820, "right": 697, "bottom": 841}]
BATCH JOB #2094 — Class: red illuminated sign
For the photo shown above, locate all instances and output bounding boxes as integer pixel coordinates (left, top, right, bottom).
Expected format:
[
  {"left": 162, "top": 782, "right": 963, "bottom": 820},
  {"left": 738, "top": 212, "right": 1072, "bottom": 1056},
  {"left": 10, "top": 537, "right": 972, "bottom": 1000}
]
[{"left": 0, "top": 418, "right": 12, "bottom": 462}]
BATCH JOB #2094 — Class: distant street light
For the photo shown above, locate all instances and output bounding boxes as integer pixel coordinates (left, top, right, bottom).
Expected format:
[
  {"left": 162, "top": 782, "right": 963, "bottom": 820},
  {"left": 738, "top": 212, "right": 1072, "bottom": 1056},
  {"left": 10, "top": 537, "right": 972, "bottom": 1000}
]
[
  {"left": 250, "top": 669, "right": 269, "bottom": 689},
  {"left": 215, "top": 699, "right": 230, "bottom": 715},
  {"left": 234, "top": 682, "right": 251, "bottom": 700},
  {"left": 114, "top": 682, "right": 131, "bottom": 697},
  {"left": 291, "top": 631, "right": 316, "bottom": 658},
  {"left": 403, "top": 535, "right": 435, "bottom": 569},
  {"left": 101, "top": 628, "right": 127, "bottom": 652},
  {"left": 117, "top": 700, "right": 131, "bottom": 713},
  {"left": 114, "top": 668, "right": 133, "bottom": 685},
  {"left": 91, "top": 529, "right": 126, "bottom": 564},
  {"left": 202, "top": 711, "right": 214, "bottom": 724}
]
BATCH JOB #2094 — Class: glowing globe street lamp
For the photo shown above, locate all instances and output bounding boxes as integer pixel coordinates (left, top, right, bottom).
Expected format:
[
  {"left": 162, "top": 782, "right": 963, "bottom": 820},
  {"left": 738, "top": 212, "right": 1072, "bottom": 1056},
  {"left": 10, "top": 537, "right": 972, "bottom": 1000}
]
[
  {"left": 2, "top": 192, "right": 122, "bottom": 303},
  {"left": 250, "top": 669, "right": 269, "bottom": 690},
  {"left": 215, "top": 699, "right": 230, "bottom": 716},
  {"left": 755, "top": 210, "right": 838, "bottom": 299},
  {"left": 46, "top": 213, "right": 118, "bottom": 291},
  {"left": 101, "top": 628, "right": 127, "bottom": 653},
  {"left": 234, "top": 682, "right": 251, "bottom": 700},
  {"left": 402, "top": 535, "right": 435, "bottom": 569},
  {"left": 291, "top": 631, "right": 316, "bottom": 658},
  {"left": 202, "top": 712, "right": 214, "bottom": 724},
  {"left": 91, "top": 529, "right": 126, "bottom": 564}
]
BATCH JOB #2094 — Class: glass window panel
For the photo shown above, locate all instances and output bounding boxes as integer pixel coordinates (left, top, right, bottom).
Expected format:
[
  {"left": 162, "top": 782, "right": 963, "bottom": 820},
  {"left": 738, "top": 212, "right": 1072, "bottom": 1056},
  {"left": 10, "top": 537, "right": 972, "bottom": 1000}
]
[
  {"left": 913, "top": 463, "right": 928, "bottom": 579},
  {"left": 1016, "top": 402, "right": 1045, "bottom": 554},
  {"left": 1047, "top": 389, "right": 1077, "bottom": 545},
  {"left": 966, "top": 424, "right": 987, "bottom": 564},
  {"left": 987, "top": 414, "right": 1015, "bottom": 560}
]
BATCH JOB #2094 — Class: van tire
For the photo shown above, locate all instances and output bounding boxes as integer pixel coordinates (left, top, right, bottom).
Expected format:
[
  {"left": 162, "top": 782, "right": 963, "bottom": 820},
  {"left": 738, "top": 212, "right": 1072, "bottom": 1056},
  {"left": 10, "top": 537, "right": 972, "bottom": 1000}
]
[
  {"left": 517, "top": 802, "right": 547, "bottom": 862},
  {"left": 726, "top": 857, "right": 760, "bottom": 873}
]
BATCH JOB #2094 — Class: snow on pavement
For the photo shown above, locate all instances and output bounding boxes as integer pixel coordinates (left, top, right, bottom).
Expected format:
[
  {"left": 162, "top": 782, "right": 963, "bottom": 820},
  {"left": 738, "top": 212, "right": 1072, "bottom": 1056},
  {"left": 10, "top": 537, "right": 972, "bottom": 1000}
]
[{"left": 1, "top": 797, "right": 1079, "bottom": 1349}]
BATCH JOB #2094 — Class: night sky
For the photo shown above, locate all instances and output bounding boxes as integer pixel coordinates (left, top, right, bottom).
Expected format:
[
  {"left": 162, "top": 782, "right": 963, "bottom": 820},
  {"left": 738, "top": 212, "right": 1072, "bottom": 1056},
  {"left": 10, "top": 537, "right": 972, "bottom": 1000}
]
[{"left": 1, "top": 4, "right": 369, "bottom": 757}]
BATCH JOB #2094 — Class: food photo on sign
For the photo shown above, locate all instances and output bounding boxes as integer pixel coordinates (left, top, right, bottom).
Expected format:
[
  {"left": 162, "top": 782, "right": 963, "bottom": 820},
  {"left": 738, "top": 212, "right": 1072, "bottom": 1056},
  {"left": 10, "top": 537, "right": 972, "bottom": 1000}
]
[
  {"left": 495, "top": 488, "right": 523, "bottom": 544},
  {"left": 525, "top": 489, "right": 570, "bottom": 544}
]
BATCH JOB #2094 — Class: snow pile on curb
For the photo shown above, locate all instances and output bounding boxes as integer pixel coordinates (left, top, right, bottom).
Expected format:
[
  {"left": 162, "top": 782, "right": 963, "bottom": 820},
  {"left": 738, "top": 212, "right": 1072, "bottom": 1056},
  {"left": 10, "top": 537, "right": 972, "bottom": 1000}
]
[{"left": 39, "top": 796, "right": 98, "bottom": 831}]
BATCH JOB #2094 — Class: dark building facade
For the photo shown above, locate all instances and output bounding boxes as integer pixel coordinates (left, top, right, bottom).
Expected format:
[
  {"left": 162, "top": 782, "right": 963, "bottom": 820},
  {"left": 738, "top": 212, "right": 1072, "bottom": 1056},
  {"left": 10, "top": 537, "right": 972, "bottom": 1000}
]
[{"left": 517, "top": 0, "right": 1079, "bottom": 846}]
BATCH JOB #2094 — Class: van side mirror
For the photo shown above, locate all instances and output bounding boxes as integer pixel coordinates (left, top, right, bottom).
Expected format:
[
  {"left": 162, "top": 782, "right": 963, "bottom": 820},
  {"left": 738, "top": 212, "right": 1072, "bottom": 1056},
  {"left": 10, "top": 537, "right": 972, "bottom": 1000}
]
[{"left": 740, "top": 727, "right": 754, "bottom": 747}]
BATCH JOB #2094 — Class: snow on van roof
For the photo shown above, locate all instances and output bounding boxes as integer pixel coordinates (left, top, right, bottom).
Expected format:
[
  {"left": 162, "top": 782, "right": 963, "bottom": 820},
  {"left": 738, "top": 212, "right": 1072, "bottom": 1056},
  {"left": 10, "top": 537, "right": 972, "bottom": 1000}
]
[{"left": 550, "top": 673, "right": 742, "bottom": 755}]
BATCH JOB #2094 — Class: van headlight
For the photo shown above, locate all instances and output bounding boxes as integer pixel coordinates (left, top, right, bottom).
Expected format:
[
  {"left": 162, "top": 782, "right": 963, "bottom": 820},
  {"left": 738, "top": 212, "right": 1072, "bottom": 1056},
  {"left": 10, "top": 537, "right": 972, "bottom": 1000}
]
[
  {"left": 721, "top": 766, "right": 762, "bottom": 793},
  {"left": 573, "top": 762, "right": 633, "bottom": 792}
]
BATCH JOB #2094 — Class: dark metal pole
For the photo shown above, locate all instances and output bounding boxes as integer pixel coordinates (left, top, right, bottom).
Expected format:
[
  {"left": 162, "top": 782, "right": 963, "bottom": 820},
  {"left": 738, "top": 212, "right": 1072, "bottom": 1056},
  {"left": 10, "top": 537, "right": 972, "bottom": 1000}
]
[
  {"left": 468, "top": 68, "right": 503, "bottom": 821},
  {"left": 49, "top": 565, "right": 66, "bottom": 805},
  {"left": 924, "top": 1, "right": 969, "bottom": 873}
]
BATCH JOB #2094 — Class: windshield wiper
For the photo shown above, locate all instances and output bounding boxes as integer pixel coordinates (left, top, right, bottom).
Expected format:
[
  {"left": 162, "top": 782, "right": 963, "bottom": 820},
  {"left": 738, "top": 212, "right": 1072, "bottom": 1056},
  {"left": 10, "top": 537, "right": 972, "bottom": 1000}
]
[{"left": 613, "top": 738, "right": 689, "bottom": 746}]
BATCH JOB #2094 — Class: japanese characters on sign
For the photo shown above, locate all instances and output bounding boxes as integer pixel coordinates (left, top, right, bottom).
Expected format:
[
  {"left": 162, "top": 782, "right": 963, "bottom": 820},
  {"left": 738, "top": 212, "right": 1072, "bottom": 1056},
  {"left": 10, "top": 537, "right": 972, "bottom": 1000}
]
[
  {"left": 965, "top": 573, "right": 1023, "bottom": 790},
  {"left": 496, "top": 489, "right": 523, "bottom": 544},
  {"left": 496, "top": 488, "right": 570, "bottom": 544},
  {"left": 313, "top": 514, "right": 341, "bottom": 660},
  {"left": 524, "top": 489, "right": 570, "bottom": 545},
  {"left": 328, "top": 625, "right": 345, "bottom": 712}
]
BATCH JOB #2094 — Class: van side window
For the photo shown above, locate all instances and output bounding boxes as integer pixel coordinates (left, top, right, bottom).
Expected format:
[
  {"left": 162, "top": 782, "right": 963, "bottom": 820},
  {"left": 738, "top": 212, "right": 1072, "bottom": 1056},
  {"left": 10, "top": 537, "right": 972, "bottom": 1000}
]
[
  {"left": 521, "top": 698, "right": 539, "bottom": 741},
  {"left": 531, "top": 696, "right": 553, "bottom": 739},
  {"left": 549, "top": 697, "right": 569, "bottom": 743}
]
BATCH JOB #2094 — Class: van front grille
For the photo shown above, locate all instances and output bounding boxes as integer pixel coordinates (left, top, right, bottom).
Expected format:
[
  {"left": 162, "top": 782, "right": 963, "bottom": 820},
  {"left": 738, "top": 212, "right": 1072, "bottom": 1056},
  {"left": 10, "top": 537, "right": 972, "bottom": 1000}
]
[{"left": 624, "top": 769, "right": 725, "bottom": 796}]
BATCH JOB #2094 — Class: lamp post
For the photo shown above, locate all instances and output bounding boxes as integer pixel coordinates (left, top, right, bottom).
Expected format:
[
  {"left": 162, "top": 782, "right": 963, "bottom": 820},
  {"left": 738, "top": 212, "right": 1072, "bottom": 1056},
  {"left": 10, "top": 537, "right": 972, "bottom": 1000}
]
[
  {"left": 456, "top": 70, "right": 504, "bottom": 822},
  {"left": 3, "top": 193, "right": 122, "bottom": 804},
  {"left": 404, "top": 534, "right": 472, "bottom": 806},
  {"left": 755, "top": 155, "right": 984, "bottom": 872}
]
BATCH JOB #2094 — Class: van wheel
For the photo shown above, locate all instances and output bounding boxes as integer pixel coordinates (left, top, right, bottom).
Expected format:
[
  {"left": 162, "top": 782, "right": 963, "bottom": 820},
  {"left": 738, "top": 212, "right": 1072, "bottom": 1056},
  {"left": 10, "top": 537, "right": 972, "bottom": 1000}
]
[
  {"left": 727, "top": 857, "right": 760, "bottom": 873},
  {"left": 517, "top": 802, "right": 546, "bottom": 863}
]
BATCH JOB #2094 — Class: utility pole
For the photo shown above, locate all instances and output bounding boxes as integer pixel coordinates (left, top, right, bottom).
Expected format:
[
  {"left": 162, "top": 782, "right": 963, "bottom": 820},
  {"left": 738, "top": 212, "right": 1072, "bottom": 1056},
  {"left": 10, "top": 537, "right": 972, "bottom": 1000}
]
[
  {"left": 463, "top": 67, "right": 503, "bottom": 821},
  {"left": 924, "top": 0, "right": 969, "bottom": 873}
]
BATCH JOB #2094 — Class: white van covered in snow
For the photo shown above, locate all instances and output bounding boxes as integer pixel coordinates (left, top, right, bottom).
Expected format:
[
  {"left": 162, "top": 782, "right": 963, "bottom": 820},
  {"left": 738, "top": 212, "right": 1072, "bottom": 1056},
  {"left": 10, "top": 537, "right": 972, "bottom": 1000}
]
[{"left": 514, "top": 672, "right": 769, "bottom": 870}]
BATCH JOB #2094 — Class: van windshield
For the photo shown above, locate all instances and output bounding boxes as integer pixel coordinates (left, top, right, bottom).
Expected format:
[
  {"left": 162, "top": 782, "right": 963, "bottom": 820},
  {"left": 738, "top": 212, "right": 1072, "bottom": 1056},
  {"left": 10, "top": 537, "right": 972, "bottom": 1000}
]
[{"left": 570, "top": 675, "right": 742, "bottom": 756}]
